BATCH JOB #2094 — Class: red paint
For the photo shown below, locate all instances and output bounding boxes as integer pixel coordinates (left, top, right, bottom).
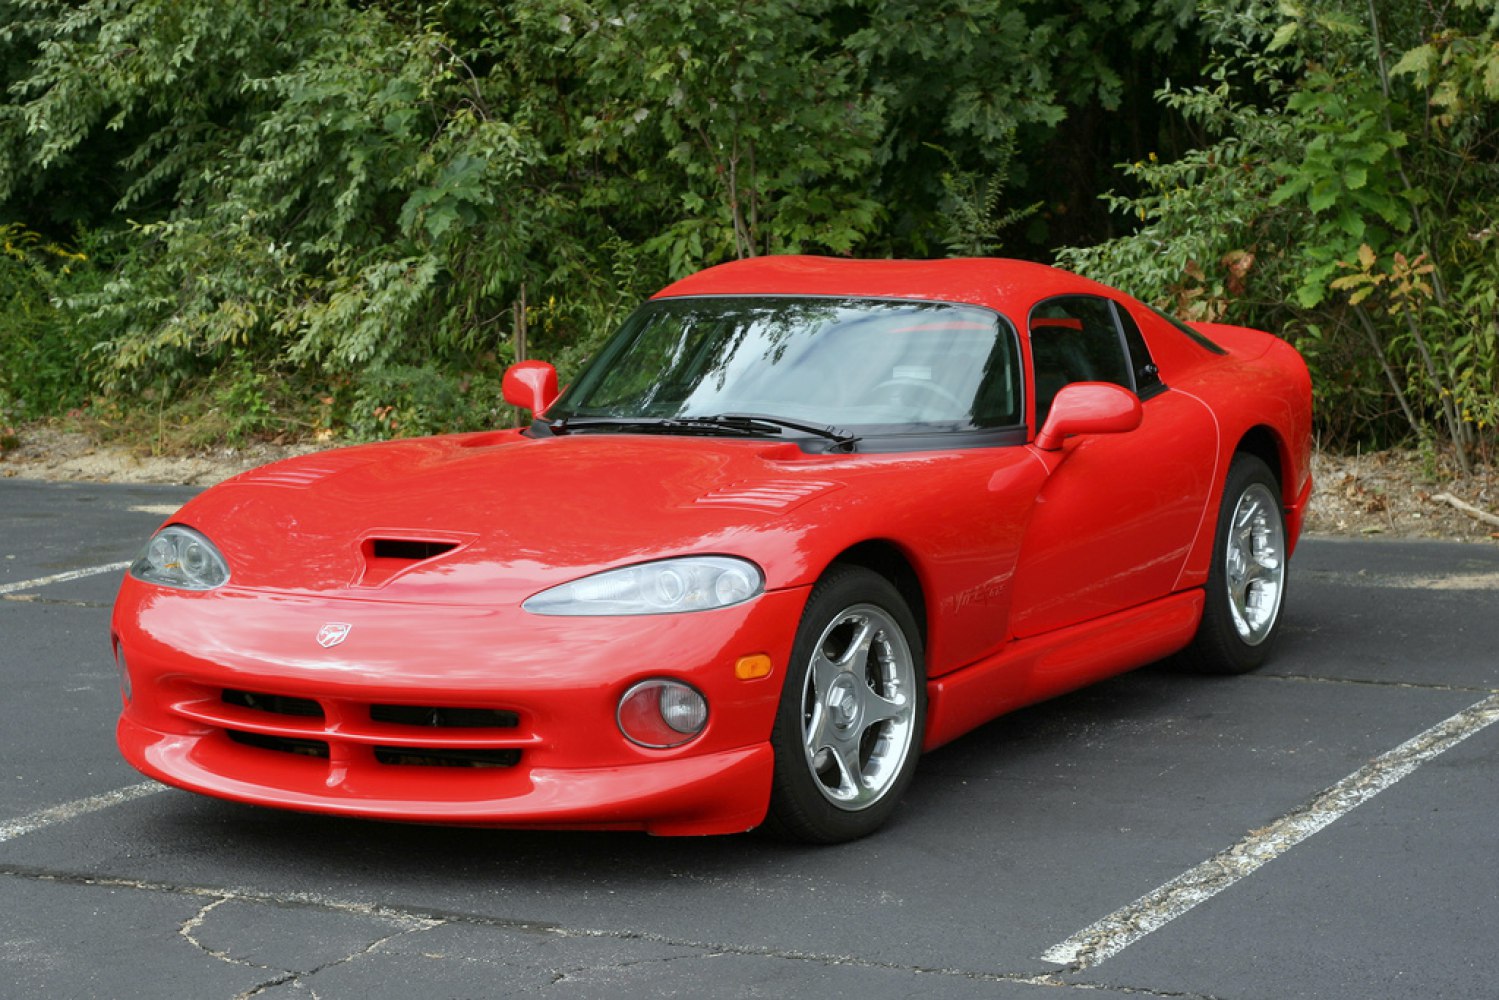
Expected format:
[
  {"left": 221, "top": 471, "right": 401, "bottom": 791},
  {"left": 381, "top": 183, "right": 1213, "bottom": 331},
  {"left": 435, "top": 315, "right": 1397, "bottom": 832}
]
[
  {"left": 501, "top": 360, "right": 559, "bottom": 416},
  {"left": 1034, "top": 382, "right": 1142, "bottom": 451}
]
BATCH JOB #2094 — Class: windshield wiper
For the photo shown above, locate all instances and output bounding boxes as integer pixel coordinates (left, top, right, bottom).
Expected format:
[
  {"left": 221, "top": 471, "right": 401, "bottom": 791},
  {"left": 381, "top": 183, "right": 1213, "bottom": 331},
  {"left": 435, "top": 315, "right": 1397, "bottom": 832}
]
[
  {"left": 547, "top": 413, "right": 859, "bottom": 452},
  {"left": 545, "top": 415, "right": 778, "bottom": 442},
  {"left": 704, "top": 413, "right": 861, "bottom": 452},
  {"left": 547, "top": 415, "right": 765, "bottom": 437}
]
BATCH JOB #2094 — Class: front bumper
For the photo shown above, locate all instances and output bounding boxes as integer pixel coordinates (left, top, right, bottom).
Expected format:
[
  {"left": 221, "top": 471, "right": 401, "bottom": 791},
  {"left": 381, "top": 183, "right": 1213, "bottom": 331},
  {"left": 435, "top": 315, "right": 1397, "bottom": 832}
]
[{"left": 113, "top": 582, "right": 807, "bottom": 835}]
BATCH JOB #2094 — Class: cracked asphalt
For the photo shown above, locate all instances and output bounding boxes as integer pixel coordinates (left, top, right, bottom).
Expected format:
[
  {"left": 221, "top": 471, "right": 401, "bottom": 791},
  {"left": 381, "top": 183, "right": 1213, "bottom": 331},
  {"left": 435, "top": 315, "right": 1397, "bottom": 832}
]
[{"left": 2, "top": 477, "right": 1497, "bottom": 1000}]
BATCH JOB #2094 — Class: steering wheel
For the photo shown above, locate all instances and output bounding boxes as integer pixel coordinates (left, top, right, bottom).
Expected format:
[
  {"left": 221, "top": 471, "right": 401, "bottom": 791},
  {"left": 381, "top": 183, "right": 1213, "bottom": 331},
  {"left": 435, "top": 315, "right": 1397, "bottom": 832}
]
[{"left": 871, "top": 377, "right": 962, "bottom": 412}]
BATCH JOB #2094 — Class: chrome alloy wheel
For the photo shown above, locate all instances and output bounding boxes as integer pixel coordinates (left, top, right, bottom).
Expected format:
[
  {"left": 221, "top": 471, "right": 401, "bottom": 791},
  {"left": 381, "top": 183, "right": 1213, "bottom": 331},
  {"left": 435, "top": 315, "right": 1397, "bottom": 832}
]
[
  {"left": 799, "top": 603, "right": 918, "bottom": 810},
  {"left": 1225, "top": 481, "right": 1286, "bottom": 645}
]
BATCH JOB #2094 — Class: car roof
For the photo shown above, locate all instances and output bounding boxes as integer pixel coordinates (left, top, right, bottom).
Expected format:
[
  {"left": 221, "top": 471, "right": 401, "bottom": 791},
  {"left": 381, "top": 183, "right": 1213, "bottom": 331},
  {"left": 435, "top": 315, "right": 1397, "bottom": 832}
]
[{"left": 652, "top": 255, "right": 1128, "bottom": 317}]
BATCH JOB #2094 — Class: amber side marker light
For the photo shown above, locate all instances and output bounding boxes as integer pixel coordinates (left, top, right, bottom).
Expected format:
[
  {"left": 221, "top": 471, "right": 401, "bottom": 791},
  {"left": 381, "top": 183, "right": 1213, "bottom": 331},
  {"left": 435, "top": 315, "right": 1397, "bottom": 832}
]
[{"left": 734, "top": 654, "right": 773, "bottom": 680}]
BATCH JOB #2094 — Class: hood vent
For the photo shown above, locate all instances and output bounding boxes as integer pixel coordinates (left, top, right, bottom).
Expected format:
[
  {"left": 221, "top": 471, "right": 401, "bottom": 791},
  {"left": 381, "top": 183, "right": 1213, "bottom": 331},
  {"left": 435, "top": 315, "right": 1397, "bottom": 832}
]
[
  {"left": 371, "top": 539, "right": 458, "bottom": 561},
  {"left": 358, "top": 536, "right": 464, "bottom": 587},
  {"left": 693, "top": 478, "right": 843, "bottom": 513},
  {"left": 233, "top": 453, "right": 374, "bottom": 489}
]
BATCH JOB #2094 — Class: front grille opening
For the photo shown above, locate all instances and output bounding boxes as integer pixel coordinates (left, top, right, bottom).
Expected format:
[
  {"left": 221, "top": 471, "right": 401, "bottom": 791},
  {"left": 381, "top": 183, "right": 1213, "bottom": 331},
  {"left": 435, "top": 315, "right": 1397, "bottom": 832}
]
[
  {"left": 370, "top": 704, "right": 519, "bottom": 728},
  {"left": 227, "top": 729, "right": 330, "bottom": 758},
  {"left": 223, "top": 689, "right": 325, "bottom": 718},
  {"left": 373, "top": 746, "right": 521, "bottom": 768},
  {"left": 370, "top": 539, "right": 458, "bottom": 561}
]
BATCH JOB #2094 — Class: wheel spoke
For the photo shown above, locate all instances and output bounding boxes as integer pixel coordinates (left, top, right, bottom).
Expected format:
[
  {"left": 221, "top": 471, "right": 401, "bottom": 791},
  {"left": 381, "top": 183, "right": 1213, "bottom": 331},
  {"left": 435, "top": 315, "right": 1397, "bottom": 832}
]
[
  {"left": 839, "top": 617, "right": 876, "bottom": 669},
  {"left": 810, "top": 649, "right": 842, "bottom": 693},
  {"left": 804, "top": 700, "right": 833, "bottom": 758},
  {"left": 1252, "top": 536, "right": 1281, "bottom": 575},
  {"left": 1240, "top": 554, "right": 1269, "bottom": 591},
  {"left": 856, "top": 680, "right": 907, "bottom": 729},
  {"left": 830, "top": 740, "right": 865, "bottom": 801}
]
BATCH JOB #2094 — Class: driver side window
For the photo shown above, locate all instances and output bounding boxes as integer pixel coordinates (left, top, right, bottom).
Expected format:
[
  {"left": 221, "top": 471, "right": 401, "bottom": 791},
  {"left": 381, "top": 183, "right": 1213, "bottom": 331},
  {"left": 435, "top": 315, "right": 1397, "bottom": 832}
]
[{"left": 1029, "top": 296, "right": 1133, "bottom": 426}]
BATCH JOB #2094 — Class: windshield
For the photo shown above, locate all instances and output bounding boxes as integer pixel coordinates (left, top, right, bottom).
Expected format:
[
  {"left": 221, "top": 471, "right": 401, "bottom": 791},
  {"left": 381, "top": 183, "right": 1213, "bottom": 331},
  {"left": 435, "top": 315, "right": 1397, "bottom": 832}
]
[{"left": 547, "top": 296, "right": 1022, "bottom": 439}]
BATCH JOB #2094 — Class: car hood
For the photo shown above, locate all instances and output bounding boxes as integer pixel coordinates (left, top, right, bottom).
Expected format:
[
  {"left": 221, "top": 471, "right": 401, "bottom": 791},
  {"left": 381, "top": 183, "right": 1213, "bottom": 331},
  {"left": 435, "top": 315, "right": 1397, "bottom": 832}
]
[{"left": 174, "top": 430, "right": 859, "bottom": 603}]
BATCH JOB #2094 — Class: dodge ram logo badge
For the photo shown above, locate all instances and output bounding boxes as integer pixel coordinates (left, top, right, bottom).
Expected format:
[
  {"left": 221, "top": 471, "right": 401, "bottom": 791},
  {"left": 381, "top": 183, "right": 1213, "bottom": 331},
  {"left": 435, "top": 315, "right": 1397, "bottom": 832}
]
[{"left": 316, "top": 622, "right": 352, "bottom": 648}]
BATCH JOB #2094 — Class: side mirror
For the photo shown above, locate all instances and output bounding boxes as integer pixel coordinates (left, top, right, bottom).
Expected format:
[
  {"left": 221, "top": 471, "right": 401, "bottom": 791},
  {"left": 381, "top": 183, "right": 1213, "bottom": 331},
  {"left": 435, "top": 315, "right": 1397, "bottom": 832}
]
[
  {"left": 502, "top": 361, "right": 559, "bottom": 417},
  {"left": 1035, "top": 382, "right": 1142, "bottom": 451}
]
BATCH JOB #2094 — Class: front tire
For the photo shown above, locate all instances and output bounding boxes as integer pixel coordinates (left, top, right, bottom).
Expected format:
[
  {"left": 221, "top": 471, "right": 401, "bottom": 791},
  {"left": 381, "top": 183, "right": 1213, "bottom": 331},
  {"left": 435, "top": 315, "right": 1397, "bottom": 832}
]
[
  {"left": 763, "top": 566, "right": 925, "bottom": 843},
  {"left": 1181, "top": 454, "right": 1288, "bottom": 674}
]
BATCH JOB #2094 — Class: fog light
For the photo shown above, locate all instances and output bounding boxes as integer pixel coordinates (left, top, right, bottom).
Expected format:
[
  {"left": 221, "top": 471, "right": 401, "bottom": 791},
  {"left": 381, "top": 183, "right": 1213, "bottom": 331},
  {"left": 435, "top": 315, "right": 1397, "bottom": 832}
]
[
  {"left": 114, "top": 642, "right": 132, "bottom": 704},
  {"left": 617, "top": 679, "right": 708, "bottom": 749}
]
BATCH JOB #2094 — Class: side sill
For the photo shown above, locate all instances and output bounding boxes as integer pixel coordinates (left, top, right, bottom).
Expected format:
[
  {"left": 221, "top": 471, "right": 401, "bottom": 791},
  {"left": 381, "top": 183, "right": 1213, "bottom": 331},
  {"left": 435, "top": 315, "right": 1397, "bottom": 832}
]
[{"left": 923, "top": 590, "right": 1204, "bottom": 751}]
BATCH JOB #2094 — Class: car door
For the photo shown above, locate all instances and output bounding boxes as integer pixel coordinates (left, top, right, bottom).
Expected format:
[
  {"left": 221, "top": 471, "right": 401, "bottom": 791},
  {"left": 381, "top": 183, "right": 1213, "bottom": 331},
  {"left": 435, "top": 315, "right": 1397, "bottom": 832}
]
[{"left": 1008, "top": 294, "right": 1217, "bottom": 638}]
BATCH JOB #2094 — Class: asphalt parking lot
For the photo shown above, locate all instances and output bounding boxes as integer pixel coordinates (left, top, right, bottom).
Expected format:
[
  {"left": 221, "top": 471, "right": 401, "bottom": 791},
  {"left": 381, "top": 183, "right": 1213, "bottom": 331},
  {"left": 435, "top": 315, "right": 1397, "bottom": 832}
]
[{"left": 2, "top": 476, "right": 1497, "bottom": 1000}]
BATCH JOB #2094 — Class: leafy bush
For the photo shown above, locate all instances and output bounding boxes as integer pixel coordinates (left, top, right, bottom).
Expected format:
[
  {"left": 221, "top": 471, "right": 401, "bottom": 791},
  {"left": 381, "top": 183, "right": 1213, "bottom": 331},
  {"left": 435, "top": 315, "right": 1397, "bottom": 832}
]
[
  {"left": 0, "top": 224, "right": 100, "bottom": 421},
  {"left": 1058, "top": 0, "right": 1499, "bottom": 466},
  {"left": 11, "top": 0, "right": 1493, "bottom": 466}
]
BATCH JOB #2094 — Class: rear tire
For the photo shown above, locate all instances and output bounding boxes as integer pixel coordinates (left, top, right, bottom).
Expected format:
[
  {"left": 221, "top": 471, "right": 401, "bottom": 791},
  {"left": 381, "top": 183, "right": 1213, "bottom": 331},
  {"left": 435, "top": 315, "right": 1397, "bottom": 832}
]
[
  {"left": 763, "top": 566, "right": 925, "bottom": 843},
  {"left": 1180, "top": 454, "right": 1288, "bottom": 674}
]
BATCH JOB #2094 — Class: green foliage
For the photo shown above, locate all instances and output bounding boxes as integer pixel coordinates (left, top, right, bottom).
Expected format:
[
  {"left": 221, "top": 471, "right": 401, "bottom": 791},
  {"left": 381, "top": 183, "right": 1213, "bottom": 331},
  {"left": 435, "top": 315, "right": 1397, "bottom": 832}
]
[
  {"left": 13, "top": 0, "right": 1492, "bottom": 464},
  {"left": 1059, "top": 0, "right": 1499, "bottom": 462},
  {"left": 0, "top": 224, "right": 99, "bottom": 421},
  {"left": 1391, "top": 0, "right": 1499, "bottom": 121},
  {"left": 215, "top": 352, "right": 280, "bottom": 443},
  {"left": 6, "top": 0, "right": 1196, "bottom": 438},
  {"left": 570, "top": 0, "right": 885, "bottom": 270},
  {"left": 347, "top": 363, "right": 508, "bottom": 440},
  {"left": 1266, "top": 73, "right": 1412, "bottom": 308},
  {"left": 926, "top": 141, "right": 1041, "bottom": 258}
]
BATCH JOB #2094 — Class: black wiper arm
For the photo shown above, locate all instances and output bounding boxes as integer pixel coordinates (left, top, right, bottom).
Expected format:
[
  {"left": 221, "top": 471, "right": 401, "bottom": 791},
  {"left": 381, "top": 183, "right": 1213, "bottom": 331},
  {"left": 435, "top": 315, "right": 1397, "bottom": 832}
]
[
  {"left": 707, "top": 413, "right": 861, "bottom": 452},
  {"left": 546, "top": 415, "right": 773, "bottom": 438}
]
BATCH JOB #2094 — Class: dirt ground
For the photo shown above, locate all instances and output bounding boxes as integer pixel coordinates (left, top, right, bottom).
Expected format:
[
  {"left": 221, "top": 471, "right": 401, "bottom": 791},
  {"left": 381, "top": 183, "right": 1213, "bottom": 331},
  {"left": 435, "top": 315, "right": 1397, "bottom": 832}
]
[{"left": 2, "top": 423, "right": 1496, "bottom": 543}]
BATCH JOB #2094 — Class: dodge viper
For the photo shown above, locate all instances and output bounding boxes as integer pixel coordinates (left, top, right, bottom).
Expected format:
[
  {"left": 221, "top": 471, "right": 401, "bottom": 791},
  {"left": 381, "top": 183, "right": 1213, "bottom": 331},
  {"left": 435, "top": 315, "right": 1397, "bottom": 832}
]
[{"left": 112, "top": 256, "right": 1313, "bottom": 842}]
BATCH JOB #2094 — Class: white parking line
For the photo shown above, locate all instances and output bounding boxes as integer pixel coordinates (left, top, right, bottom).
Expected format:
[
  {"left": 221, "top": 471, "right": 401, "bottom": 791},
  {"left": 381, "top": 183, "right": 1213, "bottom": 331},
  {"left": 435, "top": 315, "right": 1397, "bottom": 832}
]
[
  {"left": 127, "top": 504, "right": 180, "bottom": 517},
  {"left": 0, "top": 782, "right": 166, "bottom": 845},
  {"left": 0, "top": 561, "right": 132, "bottom": 596},
  {"left": 1042, "top": 691, "right": 1499, "bottom": 970}
]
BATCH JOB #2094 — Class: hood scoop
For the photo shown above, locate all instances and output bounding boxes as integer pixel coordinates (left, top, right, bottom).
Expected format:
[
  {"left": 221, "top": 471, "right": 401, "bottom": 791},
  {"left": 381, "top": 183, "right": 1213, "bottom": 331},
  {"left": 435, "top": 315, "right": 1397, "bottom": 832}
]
[
  {"left": 358, "top": 535, "right": 467, "bottom": 588},
  {"left": 370, "top": 539, "right": 458, "bottom": 561}
]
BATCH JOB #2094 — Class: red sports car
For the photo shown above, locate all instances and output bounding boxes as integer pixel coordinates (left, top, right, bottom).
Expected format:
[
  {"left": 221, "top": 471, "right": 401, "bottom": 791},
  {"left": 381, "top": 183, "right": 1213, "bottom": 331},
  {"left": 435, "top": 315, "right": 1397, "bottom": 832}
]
[{"left": 112, "top": 257, "right": 1312, "bottom": 843}]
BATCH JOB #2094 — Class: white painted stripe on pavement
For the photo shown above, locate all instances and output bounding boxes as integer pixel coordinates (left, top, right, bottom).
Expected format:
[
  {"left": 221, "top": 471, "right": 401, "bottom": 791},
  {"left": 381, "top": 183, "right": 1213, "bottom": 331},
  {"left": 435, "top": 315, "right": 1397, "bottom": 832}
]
[
  {"left": 0, "top": 781, "right": 166, "bottom": 844},
  {"left": 1042, "top": 691, "right": 1499, "bottom": 970},
  {"left": 0, "top": 561, "right": 132, "bottom": 596},
  {"left": 127, "top": 504, "right": 180, "bottom": 517}
]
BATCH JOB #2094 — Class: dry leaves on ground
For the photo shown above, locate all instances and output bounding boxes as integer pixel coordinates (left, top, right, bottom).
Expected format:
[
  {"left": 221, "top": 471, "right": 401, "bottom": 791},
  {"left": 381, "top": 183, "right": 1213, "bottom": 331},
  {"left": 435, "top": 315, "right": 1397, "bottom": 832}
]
[{"left": 1305, "top": 449, "right": 1498, "bottom": 543}]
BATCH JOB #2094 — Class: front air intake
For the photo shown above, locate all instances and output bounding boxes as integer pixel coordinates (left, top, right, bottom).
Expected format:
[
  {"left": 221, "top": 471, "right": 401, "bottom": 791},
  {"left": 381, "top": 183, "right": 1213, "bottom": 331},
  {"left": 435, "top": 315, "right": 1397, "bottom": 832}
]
[
  {"left": 372, "top": 747, "right": 521, "bottom": 768},
  {"left": 370, "top": 704, "right": 519, "bottom": 728},
  {"left": 226, "top": 730, "right": 330, "bottom": 758}
]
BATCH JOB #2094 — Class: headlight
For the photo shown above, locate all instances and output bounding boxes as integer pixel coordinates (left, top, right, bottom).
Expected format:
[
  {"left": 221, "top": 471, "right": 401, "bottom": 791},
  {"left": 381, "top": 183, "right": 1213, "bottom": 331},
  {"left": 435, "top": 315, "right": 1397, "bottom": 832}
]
[
  {"left": 522, "top": 556, "right": 764, "bottom": 616},
  {"left": 129, "top": 525, "right": 231, "bottom": 590}
]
